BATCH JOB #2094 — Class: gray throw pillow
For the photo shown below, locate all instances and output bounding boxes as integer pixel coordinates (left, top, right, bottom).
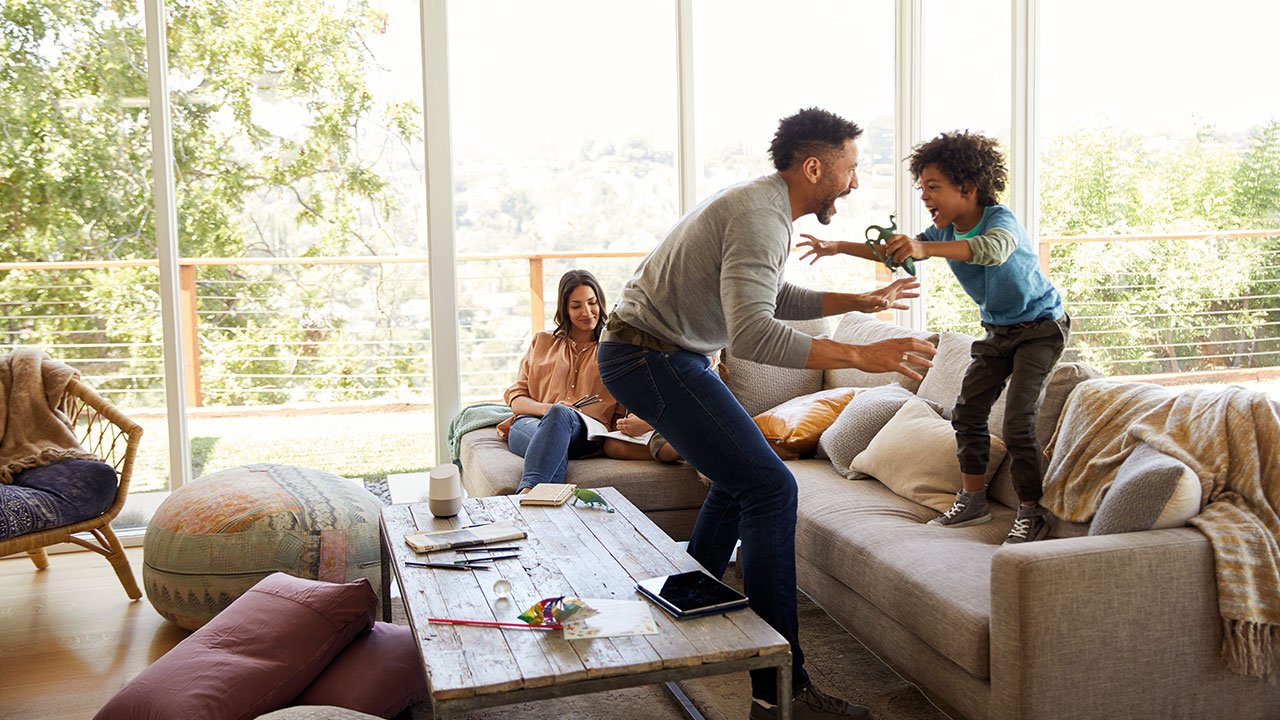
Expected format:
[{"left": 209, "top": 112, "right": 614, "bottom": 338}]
[
  {"left": 1089, "top": 442, "right": 1202, "bottom": 535},
  {"left": 818, "top": 384, "right": 946, "bottom": 479},
  {"left": 724, "top": 318, "right": 829, "bottom": 417}
]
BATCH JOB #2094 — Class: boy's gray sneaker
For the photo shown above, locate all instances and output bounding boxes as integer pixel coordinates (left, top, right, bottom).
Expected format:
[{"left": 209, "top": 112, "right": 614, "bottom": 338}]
[
  {"left": 928, "top": 490, "right": 992, "bottom": 528},
  {"left": 749, "top": 685, "right": 872, "bottom": 720},
  {"left": 1004, "top": 509, "right": 1050, "bottom": 545}
]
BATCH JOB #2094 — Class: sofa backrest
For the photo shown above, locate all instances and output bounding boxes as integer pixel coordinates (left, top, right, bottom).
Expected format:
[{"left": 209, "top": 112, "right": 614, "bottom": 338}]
[
  {"left": 722, "top": 317, "right": 828, "bottom": 416},
  {"left": 823, "top": 312, "right": 940, "bottom": 395}
]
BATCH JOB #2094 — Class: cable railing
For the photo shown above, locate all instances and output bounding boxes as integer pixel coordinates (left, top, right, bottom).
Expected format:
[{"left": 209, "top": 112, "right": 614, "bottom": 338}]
[{"left": 2, "top": 227, "right": 1278, "bottom": 408}]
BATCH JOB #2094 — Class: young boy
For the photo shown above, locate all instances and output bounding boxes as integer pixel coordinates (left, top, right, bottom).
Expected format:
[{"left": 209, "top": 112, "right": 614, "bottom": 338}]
[{"left": 798, "top": 131, "right": 1069, "bottom": 544}]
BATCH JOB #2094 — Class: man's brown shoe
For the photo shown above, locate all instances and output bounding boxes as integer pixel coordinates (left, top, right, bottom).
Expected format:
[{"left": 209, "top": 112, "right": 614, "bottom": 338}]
[{"left": 748, "top": 685, "right": 872, "bottom": 720}]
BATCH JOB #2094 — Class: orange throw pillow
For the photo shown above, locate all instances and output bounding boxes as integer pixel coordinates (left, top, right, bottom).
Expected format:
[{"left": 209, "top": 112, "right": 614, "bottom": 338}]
[{"left": 753, "top": 387, "right": 863, "bottom": 459}]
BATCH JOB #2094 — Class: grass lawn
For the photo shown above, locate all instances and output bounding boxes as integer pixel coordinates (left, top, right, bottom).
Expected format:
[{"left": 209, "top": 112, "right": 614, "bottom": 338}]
[{"left": 127, "top": 407, "right": 436, "bottom": 493}]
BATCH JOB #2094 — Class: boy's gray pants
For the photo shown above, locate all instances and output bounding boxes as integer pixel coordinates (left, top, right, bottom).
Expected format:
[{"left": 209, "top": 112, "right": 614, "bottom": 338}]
[{"left": 952, "top": 314, "right": 1070, "bottom": 503}]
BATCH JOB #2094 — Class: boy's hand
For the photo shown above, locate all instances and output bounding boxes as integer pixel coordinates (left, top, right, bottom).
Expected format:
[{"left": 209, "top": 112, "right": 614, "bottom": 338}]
[
  {"left": 884, "top": 233, "right": 925, "bottom": 265},
  {"left": 797, "top": 234, "right": 840, "bottom": 264},
  {"left": 861, "top": 277, "right": 921, "bottom": 313}
]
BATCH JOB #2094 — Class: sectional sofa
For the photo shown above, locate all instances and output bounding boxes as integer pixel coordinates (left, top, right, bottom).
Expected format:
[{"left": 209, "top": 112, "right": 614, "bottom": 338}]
[{"left": 458, "top": 312, "right": 1280, "bottom": 719}]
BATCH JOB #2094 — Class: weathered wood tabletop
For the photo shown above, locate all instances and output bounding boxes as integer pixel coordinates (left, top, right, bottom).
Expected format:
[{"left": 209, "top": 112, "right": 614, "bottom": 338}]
[{"left": 379, "top": 487, "right": 791, "bottom": 720}]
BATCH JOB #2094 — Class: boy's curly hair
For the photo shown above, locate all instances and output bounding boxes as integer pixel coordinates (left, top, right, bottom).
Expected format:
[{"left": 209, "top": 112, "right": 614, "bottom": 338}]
[
  {"left": 769, "top": 107, "right": 862, "bottom": 172},
  {"left": 908, "top": 131, "right": 1007, "bottom": 206}
]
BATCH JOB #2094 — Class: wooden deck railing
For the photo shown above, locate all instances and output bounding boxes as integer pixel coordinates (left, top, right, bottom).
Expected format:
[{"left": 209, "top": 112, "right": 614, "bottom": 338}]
[{"left": 3, "top": 227, "right": 1278, "bottom": 406}]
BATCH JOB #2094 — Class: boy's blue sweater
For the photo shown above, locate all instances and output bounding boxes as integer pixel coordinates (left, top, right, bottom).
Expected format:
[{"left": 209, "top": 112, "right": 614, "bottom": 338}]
[{"left": 921, "top": 204, "right": 1063, "bottom": 325}]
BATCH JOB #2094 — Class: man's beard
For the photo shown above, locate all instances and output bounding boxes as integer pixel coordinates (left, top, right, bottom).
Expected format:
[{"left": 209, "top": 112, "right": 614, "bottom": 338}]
[{"left": 816, "top": 188, "right": 849, "bottom": 225}]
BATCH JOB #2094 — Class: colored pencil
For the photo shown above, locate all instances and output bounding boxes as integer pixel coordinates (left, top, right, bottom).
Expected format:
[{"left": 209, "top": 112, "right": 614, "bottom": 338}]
[
  {"left": 428, "top": 617, "right": 560, "bottom": 631},
  {"left": 406, "top": 561, "right": 490, "bottom": 571},
  {"left": 452, "top": 554, "right": 519, "bottom": 564}
]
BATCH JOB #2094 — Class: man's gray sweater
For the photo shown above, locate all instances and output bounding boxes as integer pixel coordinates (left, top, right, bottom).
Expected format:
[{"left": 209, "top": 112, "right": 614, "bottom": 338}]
[{"left": 612, "top": 173, "right": 824, "bottom": 368}]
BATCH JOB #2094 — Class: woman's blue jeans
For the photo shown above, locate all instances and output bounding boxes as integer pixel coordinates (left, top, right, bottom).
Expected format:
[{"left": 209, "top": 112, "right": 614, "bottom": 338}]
[
  {"left": 506, "top": 404, "right": 599, "bottom": 492},
  {"left": 597, "top": 342, "right": 808, "bottom": 703}
]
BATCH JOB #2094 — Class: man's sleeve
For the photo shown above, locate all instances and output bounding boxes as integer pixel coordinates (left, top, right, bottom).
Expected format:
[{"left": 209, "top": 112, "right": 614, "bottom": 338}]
[
  {"left": 719, "top": 211, "right": 813, "bottom": 368},
  {"left": 774, "top": 281, "right": 824, "bottom": 321}
]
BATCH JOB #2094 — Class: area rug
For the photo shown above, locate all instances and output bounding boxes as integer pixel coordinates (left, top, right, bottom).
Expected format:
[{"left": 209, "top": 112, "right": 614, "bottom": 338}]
[{"left": 392, "top": 563, "right": 953, "bottom": 720}]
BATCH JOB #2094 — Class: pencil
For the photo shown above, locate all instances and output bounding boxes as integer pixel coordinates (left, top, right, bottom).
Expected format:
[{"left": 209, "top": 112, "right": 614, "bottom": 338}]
[
  {"left": 428, "top": 617, "right": 560, "bottom": 631},
  {"left": 452, "top": 554, "right": 519, "bottom": 563},
  {"left": 406, "top": 561, "right": 490, "bottom": 571}
]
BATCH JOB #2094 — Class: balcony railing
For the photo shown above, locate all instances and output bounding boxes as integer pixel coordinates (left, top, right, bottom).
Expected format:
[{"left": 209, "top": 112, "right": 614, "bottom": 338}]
[{"left": 3, "top": 228, "right": 1278, "bottom": 410}]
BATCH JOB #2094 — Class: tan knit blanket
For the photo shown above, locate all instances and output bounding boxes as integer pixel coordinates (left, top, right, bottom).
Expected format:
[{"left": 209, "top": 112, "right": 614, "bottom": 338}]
[
  {"left": 1043, "top": 379, "right": 1280, "bottom": 680},
  {"left": 0, "top": 349, "right": 97, "bottom": 484}
]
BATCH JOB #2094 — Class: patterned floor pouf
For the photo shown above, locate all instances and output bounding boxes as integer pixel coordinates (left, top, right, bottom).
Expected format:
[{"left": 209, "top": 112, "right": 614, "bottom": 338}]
[{"left": 143, "top": 463, "right": 383, "bottom": 630}]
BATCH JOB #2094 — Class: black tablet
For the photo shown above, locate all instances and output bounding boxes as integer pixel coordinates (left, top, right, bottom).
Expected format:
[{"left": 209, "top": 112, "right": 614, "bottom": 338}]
[{"left": 635, "top": 570, "right": 749, "bottom": 619}]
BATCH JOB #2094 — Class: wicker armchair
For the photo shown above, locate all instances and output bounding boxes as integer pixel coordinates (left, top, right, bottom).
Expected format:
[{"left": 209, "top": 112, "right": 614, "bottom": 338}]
[{"left": 0, "top": 377, "right": 144, "bottom": 599}]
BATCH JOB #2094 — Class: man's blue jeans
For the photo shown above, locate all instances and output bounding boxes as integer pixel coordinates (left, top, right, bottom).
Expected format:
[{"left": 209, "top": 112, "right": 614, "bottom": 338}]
[
  {"left": 597, "top": 342, "right": 808, "bottom": 703},
  {"left": 506, "top": 404, "right": 599, "bottom": 492}
]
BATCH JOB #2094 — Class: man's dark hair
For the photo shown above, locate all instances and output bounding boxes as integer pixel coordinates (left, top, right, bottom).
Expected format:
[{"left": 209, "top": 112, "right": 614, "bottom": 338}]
[
  {"left": 769, "top": 107, "right": 863, "bottom": 172},
  {"left": 908, "top": 131, "right": 1008, "bottom": 207},
  {"left": 553, "top": 269, "right": 606, "bottom": 341}
]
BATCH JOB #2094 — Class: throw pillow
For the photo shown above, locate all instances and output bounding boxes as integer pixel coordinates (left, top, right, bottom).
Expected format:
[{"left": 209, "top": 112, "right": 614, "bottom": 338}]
[
  {"left": 1088, "top": 442, "right": 1202, "bottom": 535},
  {"left": 293, "top": 622, "right": 429, "bottom": 718},
  {"left": 817, "top": 385, "right": 946, "bottom": 480},
  {"left": 824, "top": 313, "right": 940, "bottom": 394},
  {"left": 94, "top": 573, "right": 378, "bottom": 720},
  {"left": 753, "top": 387, "right": 862, "bottom": 459},
  {"left": 849, "top": 398, "right": 1007, "bottom": 513},
  {"left": 723, "top": 318, "right": 828, "bottom": 416}
]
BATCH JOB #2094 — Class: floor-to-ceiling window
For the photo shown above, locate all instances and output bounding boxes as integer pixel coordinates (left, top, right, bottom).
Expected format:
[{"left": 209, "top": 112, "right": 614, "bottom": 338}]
[
  {"left": 0, "top": 0, "right": 175, "bottom": 528},
  {"left": 1034, "top": 0, "right": 1280, "bottom": 378},
  {"left": 448, "top": 0, "right": 678, "bottom": 402},
  {"left": 167, "top": 0, "right": 433, "bottom": 492},
  {"left": 694, "top": 0, "right": 897, "bottom": 301}
]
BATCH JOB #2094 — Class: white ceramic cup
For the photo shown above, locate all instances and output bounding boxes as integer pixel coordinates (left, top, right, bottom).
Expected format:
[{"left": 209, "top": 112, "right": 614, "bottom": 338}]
[{"left": 428, "top": 463, "right": 463, "bottom": 518}]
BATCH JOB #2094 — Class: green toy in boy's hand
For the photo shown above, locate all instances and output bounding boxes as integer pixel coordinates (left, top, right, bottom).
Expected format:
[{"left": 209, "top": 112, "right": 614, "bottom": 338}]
[{"left": 864, "top": 214, "right": 916, "bottom": 276}]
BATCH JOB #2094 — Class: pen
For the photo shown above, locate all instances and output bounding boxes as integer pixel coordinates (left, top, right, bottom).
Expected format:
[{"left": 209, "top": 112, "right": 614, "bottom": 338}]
[
  {"left": 574, "top": 398, "right": 601, "bottom": 409},
  {"left": 406, "top": 561, "right": 491, "bottom": 571},
  {"left": 457, "top": 546, "right": 522, "bottom": 553}
]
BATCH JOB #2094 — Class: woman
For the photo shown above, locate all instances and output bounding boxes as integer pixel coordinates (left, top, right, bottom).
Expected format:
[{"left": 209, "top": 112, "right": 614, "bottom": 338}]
[{"left": 497, "top": 269, "right": 643, "bottom": 493}]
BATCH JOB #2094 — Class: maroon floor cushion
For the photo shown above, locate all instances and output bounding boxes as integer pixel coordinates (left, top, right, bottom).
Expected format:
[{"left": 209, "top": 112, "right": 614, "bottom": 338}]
[
  {"left": 94, "top": 572, "right": 377, "bottom": 720},
  {"left": 294, "top": 622, "right": 429, "bottom": 718}
]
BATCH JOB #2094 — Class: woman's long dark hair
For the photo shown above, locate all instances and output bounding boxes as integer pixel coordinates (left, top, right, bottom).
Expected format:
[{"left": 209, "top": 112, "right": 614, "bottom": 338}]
[{"left": 553, "top": 269, "right": 606, "bottom": 341}]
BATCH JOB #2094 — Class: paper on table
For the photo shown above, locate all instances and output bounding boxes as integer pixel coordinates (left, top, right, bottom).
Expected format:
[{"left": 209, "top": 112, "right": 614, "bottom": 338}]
[
  {"left": 562, "top": 598, "right": 659, "bottom": 639},
  {"left": 573, "top": 408, "right": 652, "bottom": 445}
]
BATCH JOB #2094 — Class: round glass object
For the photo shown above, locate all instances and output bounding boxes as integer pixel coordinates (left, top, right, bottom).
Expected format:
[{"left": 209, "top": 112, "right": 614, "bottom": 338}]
[{"left": 492, "top": 578, "right": 513, "bottom": 599}]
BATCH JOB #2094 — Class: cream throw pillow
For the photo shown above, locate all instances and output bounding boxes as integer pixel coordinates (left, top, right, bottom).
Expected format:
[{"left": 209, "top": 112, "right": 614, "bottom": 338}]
[{"left": 850, "top": 397, "right": 1008, "bottom": 512}]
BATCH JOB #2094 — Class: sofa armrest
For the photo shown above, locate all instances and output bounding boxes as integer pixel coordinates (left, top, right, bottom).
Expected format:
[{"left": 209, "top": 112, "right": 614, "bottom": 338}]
[{"left": 988, "top": 528, "right": 1234, "bottom": 720}]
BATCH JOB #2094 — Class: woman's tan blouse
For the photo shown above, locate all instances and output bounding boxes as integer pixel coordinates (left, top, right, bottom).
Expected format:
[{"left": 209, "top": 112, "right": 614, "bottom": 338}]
[{"left": 497, "top": 331, "right": 624, "bottom": 439}]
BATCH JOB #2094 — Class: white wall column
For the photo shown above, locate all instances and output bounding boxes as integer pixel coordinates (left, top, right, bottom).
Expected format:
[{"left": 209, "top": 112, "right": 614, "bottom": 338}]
[
  {"left": 895, "top": 0, "right": 926, "bottom": 331},
  {"left": 143, "top": 0, "right": 191, "bottom": 489},
  {"left": 1011, "top": 0, "right": 1039, "bottom": 242},
  {"left": 675, "top": 0, "right": 696, "bottom": 216},
  {"left": 422, "top": 0, "right": 460, "bottom": 466}
]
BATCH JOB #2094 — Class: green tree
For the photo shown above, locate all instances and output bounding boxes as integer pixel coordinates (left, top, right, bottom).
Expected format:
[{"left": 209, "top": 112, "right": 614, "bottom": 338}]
[{"left": 0, "top": 0, "right": 425, "bottom": 405}]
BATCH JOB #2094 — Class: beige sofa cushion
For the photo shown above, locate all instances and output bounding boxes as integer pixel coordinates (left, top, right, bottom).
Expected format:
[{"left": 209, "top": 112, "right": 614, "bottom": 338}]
[
  {"left": 850, "top": 398, "right": 1007, "bottom": 513},
  {"left": 817, "top": 384, "right": 947, "bottom": 480},
  {"left": 458, "top": 427, "right": 709, "bottom": 515},
  {"left": 792, "top": 460, "right": 1008, "bottom": 679},
  {"left": 824, "top": 313, "right": 939, "bottom": 394}
]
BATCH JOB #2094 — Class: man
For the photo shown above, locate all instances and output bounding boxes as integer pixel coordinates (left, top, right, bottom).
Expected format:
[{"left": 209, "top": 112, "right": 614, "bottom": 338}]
[{"left": 598, "top": 107, "right": 937, "bottom": 720}]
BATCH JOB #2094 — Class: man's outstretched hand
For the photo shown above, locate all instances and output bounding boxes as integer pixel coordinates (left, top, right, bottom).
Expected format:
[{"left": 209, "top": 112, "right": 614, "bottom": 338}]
[
  {"left": 853, "top": 337, "right": 937, "bottom": 381},
  {"left": 860, "top": 277, "right": 921, "bottom": 313}
]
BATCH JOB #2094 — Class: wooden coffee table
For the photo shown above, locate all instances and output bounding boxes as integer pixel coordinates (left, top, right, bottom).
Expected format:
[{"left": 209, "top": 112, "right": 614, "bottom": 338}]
[{"left": 380, "top": 487, "right": 792, "bottom": 720}]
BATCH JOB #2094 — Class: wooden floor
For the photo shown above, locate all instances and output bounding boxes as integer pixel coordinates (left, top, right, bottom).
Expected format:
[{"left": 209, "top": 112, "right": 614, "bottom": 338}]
[{"left": 0, "top": 547, "right": 189, "bottom": 720}]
